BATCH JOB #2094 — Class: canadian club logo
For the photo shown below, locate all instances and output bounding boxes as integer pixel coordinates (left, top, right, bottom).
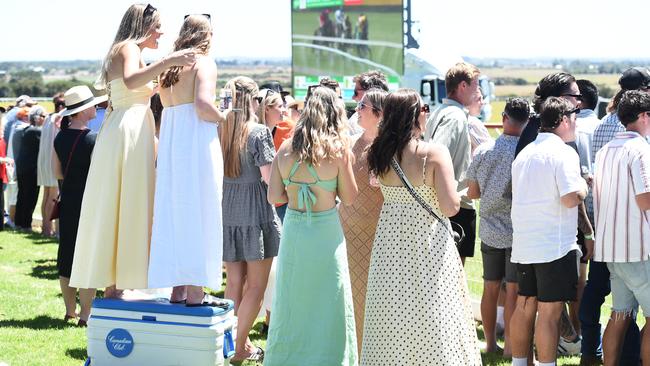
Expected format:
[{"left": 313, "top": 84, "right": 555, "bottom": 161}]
[{"left": 105, "top": 328, "right": 134, "bottom": 357}]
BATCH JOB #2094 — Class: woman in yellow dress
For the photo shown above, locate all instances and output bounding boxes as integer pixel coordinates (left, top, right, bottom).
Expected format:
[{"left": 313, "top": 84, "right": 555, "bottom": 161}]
[{"left": 69, "top": 3, "right": 197, "bottom": 298}]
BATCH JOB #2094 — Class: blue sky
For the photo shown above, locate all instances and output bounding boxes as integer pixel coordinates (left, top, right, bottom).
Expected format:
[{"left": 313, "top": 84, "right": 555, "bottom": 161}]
[{"left": 2, "top": 0, "right": 649, "bottom": 62}]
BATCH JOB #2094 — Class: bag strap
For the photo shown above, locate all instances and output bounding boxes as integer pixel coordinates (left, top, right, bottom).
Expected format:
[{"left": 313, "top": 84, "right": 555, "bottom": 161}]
[
  {"left": 390, "top": 156, "right": 464, "bottom": 243},
  {"left": 63, "top": 129, "right": 86, "bottom": 179}
]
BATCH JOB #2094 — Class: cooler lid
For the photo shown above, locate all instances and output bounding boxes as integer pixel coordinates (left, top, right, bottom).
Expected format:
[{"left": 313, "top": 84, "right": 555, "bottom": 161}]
[{"left": 92, "top": 298, "right": 233, "bottom": 317}]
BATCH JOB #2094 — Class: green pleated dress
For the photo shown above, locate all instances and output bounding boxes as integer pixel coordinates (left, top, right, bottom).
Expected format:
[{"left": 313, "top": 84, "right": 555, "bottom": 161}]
[{"left": 264, "top": 161, "right": 358, "bottom": 366}]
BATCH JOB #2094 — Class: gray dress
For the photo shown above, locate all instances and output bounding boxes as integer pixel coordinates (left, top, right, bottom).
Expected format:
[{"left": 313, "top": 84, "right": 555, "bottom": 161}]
[{"left": 222, "top": 123, "right": 281, "bottom": 262}]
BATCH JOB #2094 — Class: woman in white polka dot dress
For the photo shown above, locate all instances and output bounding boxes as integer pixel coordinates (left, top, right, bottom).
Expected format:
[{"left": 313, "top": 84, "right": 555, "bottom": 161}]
[{"left": 363, "top": 89, "right": 481, "bottom": 365}]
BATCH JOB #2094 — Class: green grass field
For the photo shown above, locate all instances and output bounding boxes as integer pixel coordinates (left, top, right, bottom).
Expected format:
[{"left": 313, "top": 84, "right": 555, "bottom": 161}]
[{"left": 292, "top": 9, "right": 403, "bottom": 77}]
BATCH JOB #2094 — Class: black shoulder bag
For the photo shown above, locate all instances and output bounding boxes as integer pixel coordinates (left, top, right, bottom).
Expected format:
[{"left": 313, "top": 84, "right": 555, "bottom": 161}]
[{"left": 390, "top": 156, "right": 465, "bottom": 247}]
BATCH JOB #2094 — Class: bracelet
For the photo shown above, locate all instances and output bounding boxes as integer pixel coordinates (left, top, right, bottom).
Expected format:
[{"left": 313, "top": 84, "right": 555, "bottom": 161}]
[{"left": 584, "top": 233, "right": 594, "bottom": 240}]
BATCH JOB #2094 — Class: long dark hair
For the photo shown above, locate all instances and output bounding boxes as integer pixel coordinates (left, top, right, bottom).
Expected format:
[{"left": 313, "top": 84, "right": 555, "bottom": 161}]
[{"left": 367, "top": 88, "right": 421, "bottom": 177}]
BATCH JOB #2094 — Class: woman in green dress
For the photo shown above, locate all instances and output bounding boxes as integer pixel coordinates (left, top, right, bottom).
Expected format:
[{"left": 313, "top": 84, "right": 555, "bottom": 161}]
[{"left": 265, "top": 86, "right": 359, "bottom": 365}]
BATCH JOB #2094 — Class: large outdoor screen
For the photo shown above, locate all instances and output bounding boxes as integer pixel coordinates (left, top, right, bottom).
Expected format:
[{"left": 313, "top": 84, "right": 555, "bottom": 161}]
[{"left": 291, "top": 0, "right": 403, "bottom": 100}]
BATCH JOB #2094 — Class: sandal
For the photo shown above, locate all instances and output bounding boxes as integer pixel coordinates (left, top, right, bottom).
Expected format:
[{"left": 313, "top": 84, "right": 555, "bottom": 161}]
[
  {"left": 230, "top": 347, "right": 264, "bottom": 364},
  {"left": 169, "top": 299, "right": 186, "bottom": 304},
  {"left": 186, "top": 294, "right": 230, "bottom": 309},
  {"left": 63, "top": 314, "right": 77, "bottom": 322}
]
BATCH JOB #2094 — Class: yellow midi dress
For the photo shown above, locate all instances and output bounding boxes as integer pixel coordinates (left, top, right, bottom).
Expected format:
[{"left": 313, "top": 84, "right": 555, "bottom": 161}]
[{"left": 69, "top": 78, "right": 156, "bottom": 290}]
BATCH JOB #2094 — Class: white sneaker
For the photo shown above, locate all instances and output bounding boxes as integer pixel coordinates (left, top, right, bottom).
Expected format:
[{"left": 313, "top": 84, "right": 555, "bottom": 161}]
[{"left": 557, "top": 335, "right": 582, "bottom": 356}]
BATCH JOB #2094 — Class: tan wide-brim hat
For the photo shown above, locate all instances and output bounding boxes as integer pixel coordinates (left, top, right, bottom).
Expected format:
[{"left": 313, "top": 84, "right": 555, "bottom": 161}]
[{"left": 60, "top": 85, "right": 108, "bottom": 117}]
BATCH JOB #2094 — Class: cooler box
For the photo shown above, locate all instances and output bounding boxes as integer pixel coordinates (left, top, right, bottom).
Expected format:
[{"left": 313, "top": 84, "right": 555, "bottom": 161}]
[{"left": 86, "top": 297, "right": 236, "bottom": 366}]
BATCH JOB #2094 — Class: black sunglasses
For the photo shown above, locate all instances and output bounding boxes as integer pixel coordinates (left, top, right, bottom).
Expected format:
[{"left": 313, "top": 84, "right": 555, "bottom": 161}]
[
  {"left": 144, "top": 4, "right": 157, "bottom": 18},
  {"left": 561, "top": 93, "right": 583, "bottom": 100},
  {"left": 421, "top": 104, "right": 430, "bottom": 113},
  {"left": 255, "top": 89, "right": 280, "bottom": 104},
  {"left": 184, "top": 13, "right": 211, "bottom": 21},
  {"left": 564, "top": 107, "right": 581, "bottom": 116}
]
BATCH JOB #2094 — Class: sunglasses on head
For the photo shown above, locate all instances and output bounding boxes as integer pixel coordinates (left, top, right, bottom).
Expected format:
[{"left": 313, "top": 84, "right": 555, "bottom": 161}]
[
  {"left": 255, "top": 89, "right": 281, "bottom": 104},
  {"left": 144, "top": 4, "right": 157, "bottom": 17},
  {"left": 184, "top": 13, "right": 211, "bottom": 21}
]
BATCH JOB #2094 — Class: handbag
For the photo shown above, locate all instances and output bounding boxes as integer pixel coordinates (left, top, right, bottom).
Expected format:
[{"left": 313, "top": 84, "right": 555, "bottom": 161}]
[
  {"left": 390, "top": 156, "right": 465, "bottom": 247},
  {"left": 49, "top": 130, "right": 87, "bottom": 221}
]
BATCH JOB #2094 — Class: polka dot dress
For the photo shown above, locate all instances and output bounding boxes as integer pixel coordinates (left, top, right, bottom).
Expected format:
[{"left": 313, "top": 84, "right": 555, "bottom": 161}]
[{"left": 360, "top": 184, "right": 481, "bottom": 366}]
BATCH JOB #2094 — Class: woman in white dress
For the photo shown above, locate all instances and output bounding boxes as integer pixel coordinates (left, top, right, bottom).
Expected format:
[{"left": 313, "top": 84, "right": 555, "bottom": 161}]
[{"left": 148, "top": 14, "right": 228, "bottom": 306}]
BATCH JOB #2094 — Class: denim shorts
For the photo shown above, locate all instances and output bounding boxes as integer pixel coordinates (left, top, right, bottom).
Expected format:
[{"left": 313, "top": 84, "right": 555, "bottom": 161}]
[{"left": 607, "top": 260, "right": 650, "bottom": 316}]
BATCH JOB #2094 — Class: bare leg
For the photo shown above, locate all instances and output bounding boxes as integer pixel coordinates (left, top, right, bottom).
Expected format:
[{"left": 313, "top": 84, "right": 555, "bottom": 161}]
[
  {"left": 231, "top": 258, "right": 273, "bottom": 361},
  {"left": 503, "top": 282, "right": 518, "bottom": 357},
  {"left": 535, "top": 301, "right": 564, "bottom": 363},
  {"left": 41, "top": 186, "right": 57, "bottom": 236},
  {"left": 170, "top": 286, "right": 187, "bottom": 303},
  {"left": 78, "top": 288, "right": 96, "bottom": 321},
  {"left": 481, "top": 280, "right": 502, "bottom": 352},
  {"left": 9, "top": 204, "right": 15, "bottom": 223},
  {"left": 603, "top": 311, "right": 633, "bottom": 366},
  {"left": 510, "top": 295, "right": 537, "bottom": 360},
  {"left": 569, "top": 262, "right": 588, "bottom": 337},
  {"left": 103, "top": 285, "right": 124, "bottom": 299},
  {"left": 224, "top": 262, "right": 246, "bottom": 312},
  {"left": 59, "top": 276, "right": 77, "bottom": 319}
]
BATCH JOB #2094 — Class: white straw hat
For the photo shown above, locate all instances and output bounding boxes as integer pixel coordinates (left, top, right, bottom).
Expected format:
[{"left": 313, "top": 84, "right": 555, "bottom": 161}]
[{"left": 60, "top": 85, "right": 108, "bottom": 117}]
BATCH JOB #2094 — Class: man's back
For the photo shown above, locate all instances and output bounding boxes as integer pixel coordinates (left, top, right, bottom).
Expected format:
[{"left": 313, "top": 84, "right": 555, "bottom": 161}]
[
  {"left": 511, "top": 133, "right": 582, "bottom": 264},
  {"left": 593, "top": 131, "right": 650, "bottom": 263}
]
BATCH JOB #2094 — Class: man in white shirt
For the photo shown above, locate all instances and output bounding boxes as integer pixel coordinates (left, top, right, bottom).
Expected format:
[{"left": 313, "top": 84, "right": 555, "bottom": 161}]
[
  {"left": 510, "top": 97, "right": 590, "bottom": 366},
  {"left": 593, "top": 90, "right": 650, "bottom": 366}
]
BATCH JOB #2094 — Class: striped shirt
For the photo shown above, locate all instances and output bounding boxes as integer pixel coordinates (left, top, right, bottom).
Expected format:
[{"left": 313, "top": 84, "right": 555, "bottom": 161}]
[
  {"left": 592, "top": 113, "right": 625, "bottom": 158},
  {"left": 593, "top": 131, "right": 650, "bottom": 263}
]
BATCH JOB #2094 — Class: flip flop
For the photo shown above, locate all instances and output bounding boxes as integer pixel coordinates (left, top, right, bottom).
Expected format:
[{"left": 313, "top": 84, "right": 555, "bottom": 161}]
[
  {"left": 230, "top": 347, "right": 264, "bottom": 364},
  {"left": 169, "top": 299, "right": 186, "bottom": 304},
  {"left": 186, "top": 294, "right": 230, "bottom": 309}
]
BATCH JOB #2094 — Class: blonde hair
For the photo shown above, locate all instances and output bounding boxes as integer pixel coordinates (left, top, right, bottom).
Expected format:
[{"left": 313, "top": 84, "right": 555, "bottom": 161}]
[
  {"left": 159, "top": 15, "right": 212, "bottom": 88},
  {"left": 445, "top": 61, "right": 480, "bottom": 96},
  {"left": 292, "top": 86, "right": 349, "bottom": 166},
  {"left": 96, "top": 4, "right": 161, "bottom": 89},
  {"left": 256, "top": 90, "right": 283, "bottom": 127},
  {"left": 221, "top": 76, "right": 259, "bottom": 178}
]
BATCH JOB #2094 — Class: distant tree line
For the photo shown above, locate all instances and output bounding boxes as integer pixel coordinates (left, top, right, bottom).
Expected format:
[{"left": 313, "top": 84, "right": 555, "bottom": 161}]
[{"left": 0, "top": 70, "right": 95, "bottom": 98}]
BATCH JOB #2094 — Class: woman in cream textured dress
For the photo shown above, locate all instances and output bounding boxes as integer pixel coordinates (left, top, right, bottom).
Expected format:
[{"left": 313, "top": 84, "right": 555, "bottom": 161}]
[
  {"left": 338, "top": 88, "right": 386, "bottom": 352},
  {"left": 362, "top": 89, "right": 481, "bottom": 365},
  {"left": 69, "top": 4, "right": 197, "bottom": 296}
]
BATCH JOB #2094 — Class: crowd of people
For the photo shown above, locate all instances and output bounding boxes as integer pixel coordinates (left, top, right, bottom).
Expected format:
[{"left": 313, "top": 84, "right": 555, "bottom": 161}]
[{"left": 2, "top": 3, "right": 650, "bottom": 366}]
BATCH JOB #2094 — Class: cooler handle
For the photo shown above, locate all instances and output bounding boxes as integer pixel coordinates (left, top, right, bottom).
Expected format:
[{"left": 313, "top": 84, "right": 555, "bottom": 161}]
[{"left": 223, "top": 329, "right": 235, "bottom": 358}]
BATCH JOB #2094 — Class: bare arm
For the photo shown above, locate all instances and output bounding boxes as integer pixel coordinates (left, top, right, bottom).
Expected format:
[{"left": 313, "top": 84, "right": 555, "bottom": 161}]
[
  {"left": 267, "top": 146, "right": 288, "bottom": 205},
  {"left": 560, "top": 189, "right": 587, "bottom": 208},
  {"left": 428, "top": 144, "right": 460, "bottom": 217},
  {"left": 336, "top": 148, "right": 358, "bottom": 206},
  {"left": 120, "top": 43, "right": 196, "bottom": 89},
  {"left": 578, "top": 201, "right": 593, "bottom": 260},
  {"left": 467, "top": 180, "right": 481, "bottom": 200},
  {"left": 193, "top": 58, "right": 228, "bottom": 123},
  {"left": 637, "top": 192, "right": 650, "bottom": 211},
  {"left": 259, "top": 164, "right": 272, "bottom": 185},
  {"left": 52, "top": 149, "right": 63, "bottom": 180}
]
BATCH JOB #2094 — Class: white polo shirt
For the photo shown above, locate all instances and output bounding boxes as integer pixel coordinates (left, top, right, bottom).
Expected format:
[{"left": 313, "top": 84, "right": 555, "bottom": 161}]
[
  {"left": 593, "top": 131, "right": 650, "bottom": 263},
  {"left": 511, "top": 133, "right": 585, "bottom": 264}
]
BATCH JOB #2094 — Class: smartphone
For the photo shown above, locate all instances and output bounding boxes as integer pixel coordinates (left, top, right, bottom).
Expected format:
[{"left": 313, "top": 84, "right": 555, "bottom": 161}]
[{"left": 219, "top": 89, "right": 232, "bottom": 111}]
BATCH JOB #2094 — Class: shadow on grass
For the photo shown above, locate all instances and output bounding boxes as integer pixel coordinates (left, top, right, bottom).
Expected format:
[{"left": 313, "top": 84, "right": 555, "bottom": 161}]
[
  {"left": 65, "top": 347, "right": 87, "bottom": 360},
  {"left": 249, "top": 321, "right": 267, "bottom": 341},
  {"left": 30, "top": 258, "right": 58, "bottom": 280},
  {"left": 23, "top": 231, "right": 58, "bottom": 245},
  {"left": 0, "top": 314, "right": 77, "bottom": 330}
]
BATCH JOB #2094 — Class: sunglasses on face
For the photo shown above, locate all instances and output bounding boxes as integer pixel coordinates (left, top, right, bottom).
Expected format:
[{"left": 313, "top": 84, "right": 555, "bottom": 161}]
[
  {"left": 564, "top": 107, "right": 581, "bottom": 116},
  {"left": 561, "top": 93, "right": 583, "bottom": 100},
  {"left": 421, "top": 104, "right": 430, "bottom": 113},
  {"left": 184, "top": 13, "right": 211, "bottom": 21},
  {"left": 356, "top": 101, "right": 367, "bottom": 110},
  {"left": 144, "top": 4, "right": 157, "bottom": 18}
]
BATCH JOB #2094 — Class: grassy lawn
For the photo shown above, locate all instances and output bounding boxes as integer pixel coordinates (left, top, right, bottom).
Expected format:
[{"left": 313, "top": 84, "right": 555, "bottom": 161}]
[{"left": 0, "top": 222, "right": 637, "bottom": 365}]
